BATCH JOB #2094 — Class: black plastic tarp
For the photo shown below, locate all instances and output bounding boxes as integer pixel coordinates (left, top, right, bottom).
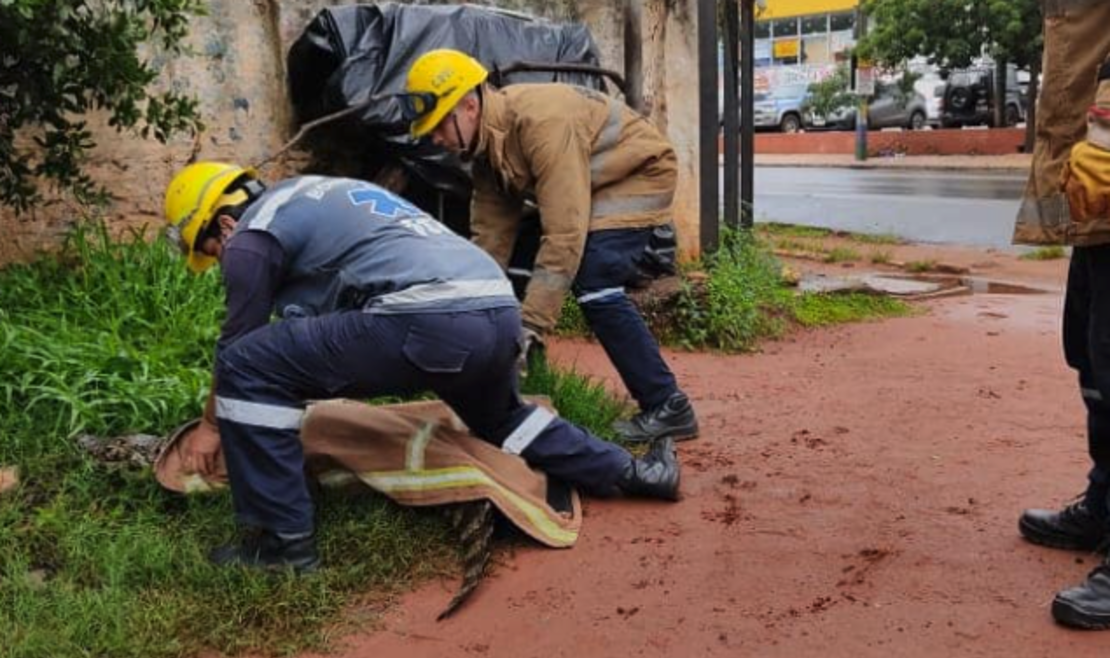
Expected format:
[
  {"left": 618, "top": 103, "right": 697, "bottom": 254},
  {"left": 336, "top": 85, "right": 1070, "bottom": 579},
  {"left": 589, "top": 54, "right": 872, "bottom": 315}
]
[{"left": 288, "top": 3, "right": 608, "bottom": 137}]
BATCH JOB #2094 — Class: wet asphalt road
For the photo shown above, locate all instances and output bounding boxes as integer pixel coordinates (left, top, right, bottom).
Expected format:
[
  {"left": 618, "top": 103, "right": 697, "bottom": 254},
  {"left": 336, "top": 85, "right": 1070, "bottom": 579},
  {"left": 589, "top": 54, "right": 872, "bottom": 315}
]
[{"left": 727, "top": 167, "right": 1028, "bottom": 248}]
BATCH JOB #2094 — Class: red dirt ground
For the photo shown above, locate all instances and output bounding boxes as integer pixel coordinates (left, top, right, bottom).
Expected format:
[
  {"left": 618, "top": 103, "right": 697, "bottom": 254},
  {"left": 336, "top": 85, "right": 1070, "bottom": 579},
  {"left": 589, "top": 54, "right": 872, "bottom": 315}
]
[{"left": 303, "top": 253, "right": 1110, "bottom": 658}]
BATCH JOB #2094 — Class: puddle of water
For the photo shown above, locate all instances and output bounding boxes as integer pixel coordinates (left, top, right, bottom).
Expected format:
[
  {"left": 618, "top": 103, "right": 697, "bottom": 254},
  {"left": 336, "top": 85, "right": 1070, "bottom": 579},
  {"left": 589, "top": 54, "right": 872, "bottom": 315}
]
[{"left": 887, "top": 273, "right": 1047, "bottom": 296}]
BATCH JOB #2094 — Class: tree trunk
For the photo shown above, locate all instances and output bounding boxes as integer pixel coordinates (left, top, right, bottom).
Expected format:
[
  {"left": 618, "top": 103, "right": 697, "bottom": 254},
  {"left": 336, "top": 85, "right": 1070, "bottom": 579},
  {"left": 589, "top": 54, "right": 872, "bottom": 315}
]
[{"left": 1024, "top": 57, "right": 1040, "bottom": 154}]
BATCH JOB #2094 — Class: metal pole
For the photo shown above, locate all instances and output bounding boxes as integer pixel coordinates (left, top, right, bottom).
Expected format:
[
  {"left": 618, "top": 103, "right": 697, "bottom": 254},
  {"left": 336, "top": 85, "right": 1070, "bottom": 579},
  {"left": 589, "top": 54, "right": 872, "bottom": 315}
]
[
  {"left": 723, "top": 0, "right": 740, "bottom": 229},
  {"left": 624, "top": 0, "right": 645, "bottom": 113},
  {"left": 740, "top": 0, "right": 755, "bottom": 228},
  {"left": 855, "top": 98, "right": 869, "bottom": 161},
  {"left": 853, "top": 7, "right": 868, "bottom": 162},
  {"left": 698, "top": 0, "right": 720, "bottom": 254}
]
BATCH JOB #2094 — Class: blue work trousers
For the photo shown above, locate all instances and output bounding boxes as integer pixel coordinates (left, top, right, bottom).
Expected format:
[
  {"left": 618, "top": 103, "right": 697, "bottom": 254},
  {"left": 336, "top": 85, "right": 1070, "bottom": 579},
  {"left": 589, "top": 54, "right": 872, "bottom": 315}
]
[
  {"left": 573, "top": 228, "right": 679, "bottom": 410},
  {"left": 1064, "top": 244, "right": 1110, "bottom": 518},
  {"left": 213, "top": 306, "right": 631, "bottom": 535}
]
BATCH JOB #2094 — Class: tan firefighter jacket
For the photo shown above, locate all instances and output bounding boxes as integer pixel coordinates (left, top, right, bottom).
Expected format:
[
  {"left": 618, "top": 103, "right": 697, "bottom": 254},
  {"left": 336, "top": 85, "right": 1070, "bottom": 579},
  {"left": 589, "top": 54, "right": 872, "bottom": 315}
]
[
  {"left": 1013, "top": 0, "right": 1110, "bottom": 246},
  {"left": 470, "top": 83, "right": 678, "bottom": 333},
  {"left": 154, "top": 399, "right": 582, "bottom": 548}
]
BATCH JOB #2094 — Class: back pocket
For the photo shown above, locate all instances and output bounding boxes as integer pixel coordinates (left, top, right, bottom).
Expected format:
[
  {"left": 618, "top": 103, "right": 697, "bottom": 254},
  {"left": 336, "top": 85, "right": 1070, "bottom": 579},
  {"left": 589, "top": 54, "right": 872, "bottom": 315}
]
[{"left": 401, "top": 325, "right": 471, "bottom": 374}]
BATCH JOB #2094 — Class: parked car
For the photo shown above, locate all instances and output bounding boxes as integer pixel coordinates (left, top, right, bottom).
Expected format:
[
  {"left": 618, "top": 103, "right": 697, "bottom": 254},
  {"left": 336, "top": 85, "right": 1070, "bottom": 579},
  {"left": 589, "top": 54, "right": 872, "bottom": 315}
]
[
  {"left": 824, "top": 81, "right": 929, "bottom": 130},
  {"left": 752, "top": 83, "right": 819, "bottom": 133},
  {"left": 937, "top": 67, "right": 1026, "bottom": 128}
]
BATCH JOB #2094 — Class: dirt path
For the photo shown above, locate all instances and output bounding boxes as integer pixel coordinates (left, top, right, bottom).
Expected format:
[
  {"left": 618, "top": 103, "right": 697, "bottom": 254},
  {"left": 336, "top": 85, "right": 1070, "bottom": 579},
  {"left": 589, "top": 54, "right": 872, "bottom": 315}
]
[{"left": 304, "top": 258, "right": 1110, "bottom": 657}]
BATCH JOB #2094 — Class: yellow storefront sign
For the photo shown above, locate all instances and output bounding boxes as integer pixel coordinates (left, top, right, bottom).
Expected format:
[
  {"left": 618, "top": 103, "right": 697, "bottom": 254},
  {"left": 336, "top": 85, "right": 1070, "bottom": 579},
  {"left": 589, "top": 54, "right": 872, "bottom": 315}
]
[
  {"left": 760, "top": 0, "right": 858, "bottom": 19},
  {"left": 773, "top": 39, "right": 800, "bottom": 59}
]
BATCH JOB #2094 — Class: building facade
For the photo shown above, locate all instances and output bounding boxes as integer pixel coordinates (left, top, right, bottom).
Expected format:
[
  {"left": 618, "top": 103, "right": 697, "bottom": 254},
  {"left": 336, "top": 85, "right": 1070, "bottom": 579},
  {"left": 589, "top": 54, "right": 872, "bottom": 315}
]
[{"left": 754, "top": 0, "right": 860, "bottom": 89}]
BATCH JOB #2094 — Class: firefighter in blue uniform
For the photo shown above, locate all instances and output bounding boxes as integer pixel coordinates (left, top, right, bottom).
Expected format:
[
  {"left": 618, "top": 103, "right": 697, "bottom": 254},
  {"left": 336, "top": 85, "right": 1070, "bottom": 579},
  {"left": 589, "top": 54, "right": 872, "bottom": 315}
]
[{"left": 163, "top": 162, "right": 681, "bottom": 571}]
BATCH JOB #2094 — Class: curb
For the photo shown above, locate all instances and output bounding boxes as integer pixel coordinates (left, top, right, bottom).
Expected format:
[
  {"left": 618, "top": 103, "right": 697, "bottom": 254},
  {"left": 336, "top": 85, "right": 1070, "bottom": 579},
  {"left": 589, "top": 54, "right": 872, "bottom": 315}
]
[{"left": 739, "top": 158, "right": 1030, "bottom": 173}]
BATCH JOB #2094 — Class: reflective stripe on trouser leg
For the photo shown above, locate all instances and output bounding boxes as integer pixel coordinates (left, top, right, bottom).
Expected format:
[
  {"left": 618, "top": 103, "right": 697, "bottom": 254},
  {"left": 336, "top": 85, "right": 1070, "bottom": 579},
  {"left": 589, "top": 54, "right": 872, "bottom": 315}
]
[
  {"left": 517, "top": 413, "right": 632, "bottom": 495},
  {"left": 434, "top": 308, "right": 632, "bottom": 494},
  {"left": 215, "top": 355, "right": 314, "bottom": 534}
]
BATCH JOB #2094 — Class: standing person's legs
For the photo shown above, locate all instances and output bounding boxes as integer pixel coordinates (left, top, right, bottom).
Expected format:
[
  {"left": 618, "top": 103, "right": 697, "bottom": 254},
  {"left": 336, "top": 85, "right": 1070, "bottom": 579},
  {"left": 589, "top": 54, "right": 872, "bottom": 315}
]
[
  {"left": 1021, "top": 247, "right": 1110, "bottom": 550},
  {"left": 1051, "top": 245, "right": 1110, "bottom": 628},
  {"left": 572, "top": 229, "right": 697, "bottom": 443}
]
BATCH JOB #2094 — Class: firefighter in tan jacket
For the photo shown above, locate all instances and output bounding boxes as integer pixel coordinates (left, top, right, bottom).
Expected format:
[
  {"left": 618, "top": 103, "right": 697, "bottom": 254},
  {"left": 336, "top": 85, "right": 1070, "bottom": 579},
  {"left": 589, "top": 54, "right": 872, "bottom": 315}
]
[
  {"left": 1015, "top": 0, "right": 1110, "bottom": 630},
  {"left": 403, "top": 49, "right": 698, "bottom": 443}
]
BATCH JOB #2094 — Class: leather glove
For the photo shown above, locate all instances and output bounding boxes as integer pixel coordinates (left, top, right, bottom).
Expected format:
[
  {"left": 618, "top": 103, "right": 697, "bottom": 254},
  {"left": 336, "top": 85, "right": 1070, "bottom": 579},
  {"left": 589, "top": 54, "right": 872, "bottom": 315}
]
[
  {"left": 516, "top": 325, "right": 546, "bottom": 379},
  {"left": 1063, "top": 106, "right": 1110, "bottom": 222}
]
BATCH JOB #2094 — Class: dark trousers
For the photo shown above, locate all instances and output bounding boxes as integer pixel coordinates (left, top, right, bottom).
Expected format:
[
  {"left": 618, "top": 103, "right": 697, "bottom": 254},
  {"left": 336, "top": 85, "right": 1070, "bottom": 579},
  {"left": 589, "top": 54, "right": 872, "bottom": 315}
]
[
  {"left": 1063, "top": 245, "right": 1110, "bottom": 517},
  {"left": 214, "top": 307, "right": 631, "bottom": 534},
  {"left": 573, "top": 229, "right": 679, "bottom": 411}
]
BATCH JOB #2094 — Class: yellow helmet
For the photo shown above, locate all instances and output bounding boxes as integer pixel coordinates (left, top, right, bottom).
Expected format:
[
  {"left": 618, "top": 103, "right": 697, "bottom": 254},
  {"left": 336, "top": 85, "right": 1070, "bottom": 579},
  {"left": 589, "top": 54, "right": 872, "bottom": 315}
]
[
  {"left": 163, "top": 161, "right": 255, "bottom": 273},
  {"left": 404, "top": 49, "right": 489, "bottom": 139}
]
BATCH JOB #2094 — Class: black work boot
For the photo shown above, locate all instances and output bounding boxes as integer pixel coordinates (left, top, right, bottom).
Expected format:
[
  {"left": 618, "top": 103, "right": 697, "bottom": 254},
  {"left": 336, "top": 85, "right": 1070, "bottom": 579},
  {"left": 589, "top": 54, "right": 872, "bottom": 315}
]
[
  {"left": 209, "top": 528, "right": 320, "bottom": 573},
  {"left": 1019, "top": 500, "right": 1109, "bottom": 552},
  {"left": 617, "top": 437, "right": 681, "bottom": 501},
  {"left": 613, "top": 392, "right": 699, "bottom": 444},
  {"left": 1053, "top": 559, "right": 1110, "bottom": 630}
]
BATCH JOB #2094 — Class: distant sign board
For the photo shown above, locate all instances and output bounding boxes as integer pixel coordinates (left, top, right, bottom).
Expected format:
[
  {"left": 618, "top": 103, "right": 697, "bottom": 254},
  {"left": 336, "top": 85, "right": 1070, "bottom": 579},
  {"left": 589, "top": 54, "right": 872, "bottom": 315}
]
[{"left": 773, "top": 39, "right": 800, "bottom": 59}]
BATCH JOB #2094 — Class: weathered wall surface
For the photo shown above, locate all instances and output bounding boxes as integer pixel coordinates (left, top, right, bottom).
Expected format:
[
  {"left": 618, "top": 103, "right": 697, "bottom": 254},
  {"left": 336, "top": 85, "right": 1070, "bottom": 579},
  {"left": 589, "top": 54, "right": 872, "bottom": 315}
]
[{"left": 0, "top": 0, "right": 703, "bottom": 265}]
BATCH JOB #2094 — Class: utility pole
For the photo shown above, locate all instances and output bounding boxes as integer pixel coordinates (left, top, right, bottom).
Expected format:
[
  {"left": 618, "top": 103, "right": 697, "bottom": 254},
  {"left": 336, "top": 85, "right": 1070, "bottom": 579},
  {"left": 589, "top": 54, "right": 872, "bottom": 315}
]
[
  {"left": 723, "top": 0, "right": 755, "bottom": 232},
  {"left": 723, "top": 1, "right": 740, "bottom": 230},
  {"left": 740, "top": 0, "right": 755, "bottom": 228},
  {"left": 698, "top": 0, "right": 720, "bottom": 254},
  {"left": 853, "top": 7, "right": 870, "bottom": 162}
]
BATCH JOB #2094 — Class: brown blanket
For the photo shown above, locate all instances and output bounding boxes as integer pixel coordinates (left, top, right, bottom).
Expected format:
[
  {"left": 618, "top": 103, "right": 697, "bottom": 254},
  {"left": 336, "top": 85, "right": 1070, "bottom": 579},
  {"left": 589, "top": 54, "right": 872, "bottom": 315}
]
[{"left": 154, "top": 399, "right": 582, "bottom": 548}]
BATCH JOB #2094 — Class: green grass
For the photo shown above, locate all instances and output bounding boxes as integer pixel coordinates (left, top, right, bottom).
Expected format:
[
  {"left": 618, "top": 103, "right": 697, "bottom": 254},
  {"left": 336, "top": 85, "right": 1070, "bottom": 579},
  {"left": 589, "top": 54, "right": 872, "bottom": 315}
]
[
  {"left": 665, "top": 230, "right": 794, "bottom": 352},
  {"left": 0, "top": 223, "right": 627, "bottom": 658},
  {"left": 869, "top": 249, "right": 893, "bottom": 265},
  {"left": 1019, "top": 246, "right": 1067, "bottom": 261},
  {"left": 848, "top": 232, "right": 902, "bottom": 246},
  {"left": 906, "top": 259, "right": 939, "bottom": 273},
  {"left": 659, "top": 230, "right": 910, "bottom": 352},
  {"left": 769, "top": 237, "right": 820, "bottom": 254},
  {"left": 758, "top": 223, "right": 902, "bottom": 247},
  {"left": 554, "top": 296, "right": 591, "bottom": 337},
  {"left": 756, "top": 222, "right": 832, "bottom": 239},
  {"left": 822, "top": 246, "right": 861, "bottom": 264},
  {"left": 792, "top": 292, "right": 914, "bottom": 327}
]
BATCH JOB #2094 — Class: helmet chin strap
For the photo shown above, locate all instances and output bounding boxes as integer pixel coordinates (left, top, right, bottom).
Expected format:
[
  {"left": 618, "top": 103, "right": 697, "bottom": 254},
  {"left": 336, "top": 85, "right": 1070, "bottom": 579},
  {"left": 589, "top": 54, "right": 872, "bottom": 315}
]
[{"left": 452, "top": 114, "right": 466, "bottom": 152}]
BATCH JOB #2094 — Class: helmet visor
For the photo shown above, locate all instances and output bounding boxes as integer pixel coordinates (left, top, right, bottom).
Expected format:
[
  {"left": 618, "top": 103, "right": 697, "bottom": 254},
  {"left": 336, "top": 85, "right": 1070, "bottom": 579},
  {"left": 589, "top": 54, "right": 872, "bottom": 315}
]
[{"left": 398, "top": 91, "right": 441, "bottom": 123}]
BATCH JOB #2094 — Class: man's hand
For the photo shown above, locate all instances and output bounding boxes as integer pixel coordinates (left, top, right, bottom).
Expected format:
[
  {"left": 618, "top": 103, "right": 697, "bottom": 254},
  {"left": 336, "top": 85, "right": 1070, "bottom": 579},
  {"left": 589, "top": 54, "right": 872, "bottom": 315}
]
[
  {"left": 517, "top": 325, "right": 546, "bottom": 379},
  {"left": 182, "top": 418, "right": 221, "bottom": 477}
]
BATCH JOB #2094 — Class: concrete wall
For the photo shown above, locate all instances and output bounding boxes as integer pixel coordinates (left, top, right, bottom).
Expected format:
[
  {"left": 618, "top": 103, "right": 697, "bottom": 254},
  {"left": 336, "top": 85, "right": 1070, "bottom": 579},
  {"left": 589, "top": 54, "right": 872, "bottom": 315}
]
[{"left": 0, "top": 0, "right": 704, "bottom": 264}]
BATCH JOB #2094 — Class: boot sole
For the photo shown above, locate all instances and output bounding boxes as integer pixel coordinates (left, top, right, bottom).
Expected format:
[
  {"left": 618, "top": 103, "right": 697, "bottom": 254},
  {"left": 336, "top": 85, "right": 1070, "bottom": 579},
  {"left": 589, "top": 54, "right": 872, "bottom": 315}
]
[
  {"left": 1018, "top": 517, "right": 1106, "bottom": 552},
  {"left": 618, "top": 424, "right": 700, "bottom": 444},
  {"left": 1053, "top": 597, "right": 1110, "bottom": 630}
]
